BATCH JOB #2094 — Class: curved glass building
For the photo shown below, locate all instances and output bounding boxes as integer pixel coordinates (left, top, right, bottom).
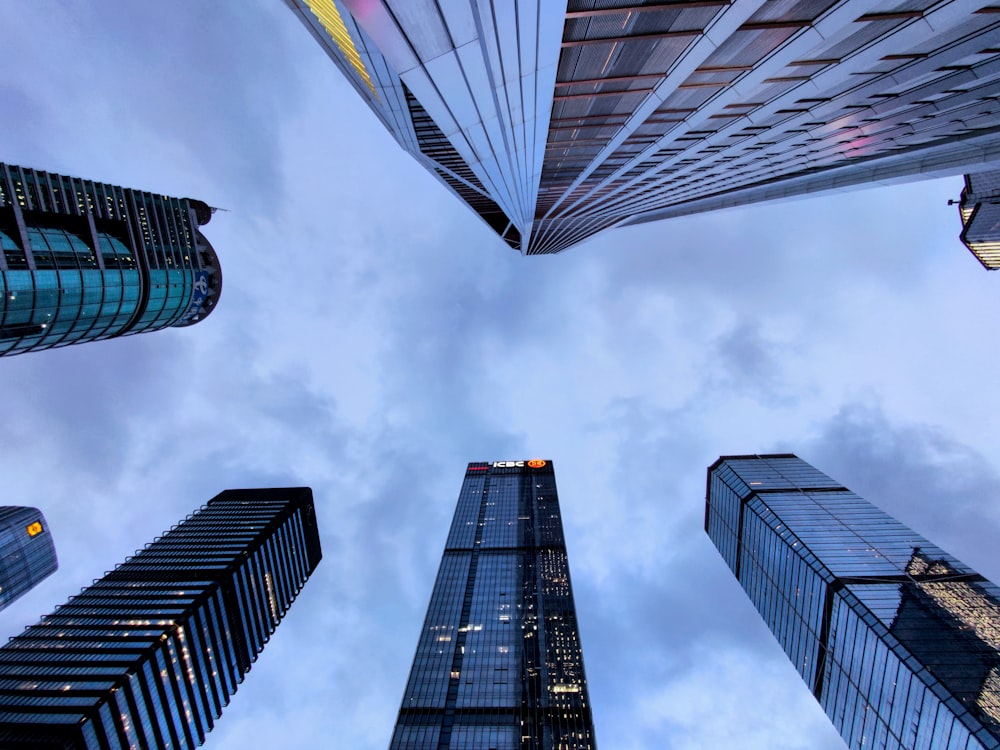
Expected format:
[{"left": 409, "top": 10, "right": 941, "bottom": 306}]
[
  {"left": 0, "top": 163, "right": 221, "bottom": 356},
  {"left": 0, "top": 506, "right": 57, "bottom": 612}
]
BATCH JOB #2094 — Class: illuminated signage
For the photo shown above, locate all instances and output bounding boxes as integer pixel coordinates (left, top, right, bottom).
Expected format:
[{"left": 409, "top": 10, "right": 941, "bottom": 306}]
[
  {"left": 526, "top": 459, "right": 546, "bottom": 468},
  {"left": 304, "top": 0, "right": 378, "bottom": 97},
  {"left": 551, "top": 683, "right": 581, "bottom": 693},
  {"left": 492, "top": 460, "right": 547, "bottom": 469},
  {"left": 26, "top": 521, "right": 43, "bottom": 537},
  {"left": 177, "top": 270, "right": 211, "bottom": 324}
]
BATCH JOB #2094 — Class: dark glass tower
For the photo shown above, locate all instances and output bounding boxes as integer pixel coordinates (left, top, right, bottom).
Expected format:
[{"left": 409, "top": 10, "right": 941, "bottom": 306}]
[
  {"left": 706, "top": 454, "right": 1000, "bottom": 749},
  {"left": 0, "top": 506, "right": 57, "bottom": 611},
  {"left": 0, "top": 163, "right": 222, "bottom": 356},
  {"left": 391, "top": 460, "right": 596, "bottom": 749},
  {"left": 0, "top": 487, "right": 321, "bottom": 749},
  {"left": 286, "top": 0, "right": 1000, "bottom": 255}
]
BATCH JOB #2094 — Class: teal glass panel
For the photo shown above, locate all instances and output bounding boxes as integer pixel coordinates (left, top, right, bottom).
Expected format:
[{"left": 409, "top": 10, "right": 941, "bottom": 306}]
[
  {"left": 60, "top": 283, "right": 82, "bottom": 308},
  {"left": 25, "top": 227, "right": 96, "bottom": 270},
  {"left": 25, "top": 228, "right": 53, "bottom": 269},
  {"left": 134, "top": 269, "right": 183, "bottom": 331},
  {"left": 0, "top": 229, "right": 27, "bottom": 269},
  {"left": 0, "top": 267, "right": 144, "bottom": 352},
  {"left": 42, "top": 228, "right": 72, "bottom": 253},
  {"left": 1, "top": 272, "right": 34, "bottom": 325},
  {"left": 97, "top": 232, "right": 135, "bottom": 270}
]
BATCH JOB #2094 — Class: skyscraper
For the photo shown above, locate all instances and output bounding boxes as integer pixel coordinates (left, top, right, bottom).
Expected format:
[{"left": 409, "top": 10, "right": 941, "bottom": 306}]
[
  {"left": 706, "top": 454, "right": 1000, "bottom": 749},
  {"left": 0, "top": 163, "right": 221, "bottom": 356},
  {"left": 0, "top": 487, "right": 322, "bottom": 749},
  {"left": 390, "top": 460, "right": 596, "bottom": 749},
  {"left": 0, "top": 506, "right": 57, "bottom": 612},
  {"left": 285, "top": 0, "right": 1000, "bottom": 255},
  {"left": 957, "top": 168, "right": 1000, "bottom": 269}
]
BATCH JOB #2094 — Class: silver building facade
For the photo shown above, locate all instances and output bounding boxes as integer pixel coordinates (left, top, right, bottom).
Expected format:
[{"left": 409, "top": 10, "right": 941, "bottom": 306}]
[
  {"left": 286, "top": 0, "right": 1000, "bottom": 255},
  {"left": 707, "top": 454, "right": 1000, "bottom": 750}
]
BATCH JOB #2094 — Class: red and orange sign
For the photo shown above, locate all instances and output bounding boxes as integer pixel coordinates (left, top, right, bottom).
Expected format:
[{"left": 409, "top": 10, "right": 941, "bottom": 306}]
[
  {"left": 26, "top": 521, "right": 43, "bottom": 537},
  {"left": 526, "top": 459, "right": 546, "bottom": 469}
]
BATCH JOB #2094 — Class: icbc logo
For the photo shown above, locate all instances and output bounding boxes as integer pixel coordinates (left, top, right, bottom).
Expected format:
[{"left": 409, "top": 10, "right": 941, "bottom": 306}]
[
  {"left": 492, "top": 459, "right": 547, "bottom": 468},
  {"left": 526, "top": 459, "right": 546, "bottom": 468}
]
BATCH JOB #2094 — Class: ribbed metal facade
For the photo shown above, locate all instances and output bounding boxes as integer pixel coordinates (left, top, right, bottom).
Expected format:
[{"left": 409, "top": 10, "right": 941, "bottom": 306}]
[
  {"left": 286, "top": 0, "right": 1000, "bottom": 255},
  {"left": 0, "top": 488, "right": 322, "bottom": 749},
  {"left": 391, "top": 460, "right": 596, "bottom": 750},
  {"left": 0, "top": 506, "right": 57, "bottom": 612},
  {"left": 707, "top": 454, "right": 1000, "bottom": 750},
  {"left": 0, "top": 163, "right": 222, "bottom": 356}
]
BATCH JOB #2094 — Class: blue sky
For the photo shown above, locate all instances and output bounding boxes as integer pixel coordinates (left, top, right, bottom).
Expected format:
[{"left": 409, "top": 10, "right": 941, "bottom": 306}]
[{"left": 2, "top": 2, "right": 1000, "bottom": 748}]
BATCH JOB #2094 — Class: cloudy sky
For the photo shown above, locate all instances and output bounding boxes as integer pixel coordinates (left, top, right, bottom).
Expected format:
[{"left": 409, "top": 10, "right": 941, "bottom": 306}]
[{"left": 2, "top": 2, "right": 1000, "bottom": 748}]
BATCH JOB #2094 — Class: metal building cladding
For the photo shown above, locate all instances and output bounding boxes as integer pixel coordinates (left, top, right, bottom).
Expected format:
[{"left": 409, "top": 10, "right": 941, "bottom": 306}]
[{"left": 286, "top": 0, "right": 1000, "bottom": 256}]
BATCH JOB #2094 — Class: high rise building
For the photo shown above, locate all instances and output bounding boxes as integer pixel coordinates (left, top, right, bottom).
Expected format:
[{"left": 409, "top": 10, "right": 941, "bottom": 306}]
[
  {"left": 0, "top": 506, "right": 57, "bottom": 612},
  {"left": 0, "top": 163, "right": 221, "bottom": 356},
  {"left": 957, "top": 168, "right": 1000, "bottom": 269},
  {"left": 285, "top": 0, "right": 1000, "bottom": 255},
  {"left": 390, "top": 460, "right": 596, "bottom": 749},
  {"left": 706, "top": 454, "right": 1000, "bottom": 749},
  {"left": 0, "top": 487, "right": 322, "bottom": 749}
]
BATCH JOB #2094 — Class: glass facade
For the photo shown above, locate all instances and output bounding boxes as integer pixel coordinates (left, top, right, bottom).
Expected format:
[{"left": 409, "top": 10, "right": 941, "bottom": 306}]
[
  {"left": 706, "top": 454, "right": 1000, "bottom": 750},
  {"left": 285, "top": 0, "right": 1000, "bottom": 255},
  {"left": 0, "top": 163, "right": 222, "bottom": 356},
  {"left": 958, "top": 169, "right": 1000, "bottom": 270},
  {"left": 391, "top": 460, "right": 596, "bottom": 749},
  {"left": 0, "top": 488, "right": 322, "bottom": 749},
  {"left": 0, "top": 506, "right": 57, "bottom": 612}
]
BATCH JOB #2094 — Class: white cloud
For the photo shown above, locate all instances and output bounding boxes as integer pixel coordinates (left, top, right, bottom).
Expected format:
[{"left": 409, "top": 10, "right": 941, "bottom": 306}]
[{"left": 628, "top": 642, "right": 844, "bottom": 750}]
